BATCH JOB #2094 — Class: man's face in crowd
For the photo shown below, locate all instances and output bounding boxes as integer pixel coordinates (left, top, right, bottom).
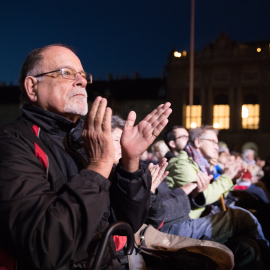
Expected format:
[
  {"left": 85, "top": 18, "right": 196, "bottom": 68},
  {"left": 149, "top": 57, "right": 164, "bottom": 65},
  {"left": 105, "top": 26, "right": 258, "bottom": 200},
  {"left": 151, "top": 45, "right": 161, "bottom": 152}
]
[
  {"left": 172, "top": 128, "right": 189, "bottom": 152},
  {"left": 32, "top": 46, "right": 88, "bottom": 122},
  {"left": 197, "top": 130, "right": 219, "bottom": 160},
  {"left": 218, "top": 152, "right": 228, "bottom": 165},
  {"left": 247, "top": 151, "right": 255, "bottom": 162},
  {"left": 112, "top": 127, "right": 123, "bottom": 165}
]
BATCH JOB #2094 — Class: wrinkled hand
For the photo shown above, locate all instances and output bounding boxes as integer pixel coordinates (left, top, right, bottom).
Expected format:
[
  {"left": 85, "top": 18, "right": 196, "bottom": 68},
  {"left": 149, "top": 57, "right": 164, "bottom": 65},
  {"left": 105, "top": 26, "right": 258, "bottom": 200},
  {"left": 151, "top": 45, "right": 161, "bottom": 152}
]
[
  {"left": 223, "top": 158, "right": 242, "bottom": 181},
  {"left": 191, "top": 171, "right": 213, "bottom": 198},
  {"left": 181, "top": 183, "right": 198, "bottom": 195},
  {"left": 149, "top": 158, "right": 169, "bottom": 193},
  {"left": 121, "top": 103, "right": 172, "bottom": 172},
  {"left": 82, "top": 97, "right": 114, "bottom": 178}
]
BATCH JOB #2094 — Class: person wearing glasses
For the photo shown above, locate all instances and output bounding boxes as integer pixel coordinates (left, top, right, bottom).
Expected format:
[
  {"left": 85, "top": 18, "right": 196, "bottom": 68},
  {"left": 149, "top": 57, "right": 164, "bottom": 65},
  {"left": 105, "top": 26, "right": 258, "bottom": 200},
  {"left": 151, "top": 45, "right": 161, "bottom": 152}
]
[
  {"left": 162, "top": 126, "right": 270, "bottom": 269},
  {"left": 165, "top": 125, "right": 242, "bottom": 219},
  {"left": 163, "top": 125, "right": 189, "bottom": 161},
  {"left": 0, "top": 44, "right": 172, "bottom": 270}
]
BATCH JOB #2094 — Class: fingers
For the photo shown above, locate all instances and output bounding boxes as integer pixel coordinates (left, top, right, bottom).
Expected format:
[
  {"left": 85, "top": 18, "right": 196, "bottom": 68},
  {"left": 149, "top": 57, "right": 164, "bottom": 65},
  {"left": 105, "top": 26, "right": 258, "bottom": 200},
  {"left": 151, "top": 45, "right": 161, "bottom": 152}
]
[
  {"left": 86, "top": 96, "right": 108, "bottom": 131},
  {"left": 196, "top": 176, "right": 202, "bottom": 190},
  {"left": 150, "top": 165, "right": 159, "bottom": 180},
  {"left": 181, "top": 182, "right": 198, "bottom": 195},
  {"left": 85, "top": 96, "right": 101, "bottom": 128},
  {"left": 196, "top": 171, "right": 211, "bottom": 192},
  {"left": 148, "top": 163, "right": 154, "bottom": 169},
  {"left": 125, "top": 111, "right": 136, "bottom": 130},
  {"left": 158, "top": 158, "right": 167, "bottom": 167},
  {"left": 143, "top": 104, "right": 164, "bottom": 122},
  {"left": 103, "top": 107, "right": 112, "bottom": 133},
  {"left": 142, "top": 103, "right": 172, "bottom": 137},
  {"left": 161, "top": 171, "right": 169, "bottom": 182}
]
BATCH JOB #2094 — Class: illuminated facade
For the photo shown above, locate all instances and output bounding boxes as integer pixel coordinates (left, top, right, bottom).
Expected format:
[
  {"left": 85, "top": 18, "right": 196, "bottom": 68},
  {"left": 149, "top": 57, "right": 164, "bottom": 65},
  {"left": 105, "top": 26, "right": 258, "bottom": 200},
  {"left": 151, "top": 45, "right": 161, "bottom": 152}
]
[
  {"left": 166, "top": 32, "right": 270, "bottom": 158},
  {"left": 185, "top": 105, "right": 201, "bottom": 129}
]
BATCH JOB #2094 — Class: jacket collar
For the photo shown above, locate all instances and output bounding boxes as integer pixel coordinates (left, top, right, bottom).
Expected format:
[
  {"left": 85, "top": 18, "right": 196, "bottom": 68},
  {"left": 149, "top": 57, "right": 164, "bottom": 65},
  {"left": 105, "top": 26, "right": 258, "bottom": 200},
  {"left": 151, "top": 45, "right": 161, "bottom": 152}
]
[{"left": 22, "top": 105, "right": 83, "bottom": 139}]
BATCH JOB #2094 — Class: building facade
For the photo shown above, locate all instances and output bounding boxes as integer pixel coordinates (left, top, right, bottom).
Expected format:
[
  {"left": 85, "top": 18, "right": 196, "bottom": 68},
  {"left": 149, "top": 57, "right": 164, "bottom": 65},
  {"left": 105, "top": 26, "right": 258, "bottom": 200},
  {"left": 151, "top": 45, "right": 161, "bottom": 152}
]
[{"left": 166, "top": 33, "right": 270, "bottom": 158}]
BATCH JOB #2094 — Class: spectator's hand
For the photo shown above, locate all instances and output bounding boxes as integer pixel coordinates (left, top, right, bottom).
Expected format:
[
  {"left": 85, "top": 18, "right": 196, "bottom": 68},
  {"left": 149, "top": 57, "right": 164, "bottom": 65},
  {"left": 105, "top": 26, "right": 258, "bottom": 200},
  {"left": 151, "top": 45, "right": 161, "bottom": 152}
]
[
  {"left": 191, "top": 171, "right": 213, "bottom": 198},
  {"left": 149, "top": 158, "right": 169, "bottom": 193},
  {"left": 121, "top": 103, "right": 172, "bottom": 172},
  {"left": 209, "top": 158, "right": 218, "bottom": 168},
  {"left": 233, "top": 168, "right": 246, "bottom": 181},
  {"left": 83, "top": 97, "right": 115, "bottom": 178},
  {"left": 223, "top": 158, "right": 242, "bottom": 181},
  {"left": 257, "top": 160, "right": 265, "bottom": 168},
  {"left": 209, "top": 152, "right": 218, "bottom": 170},
  {"left": 181, "top": 183, "right": 198, "bottom": 195}
]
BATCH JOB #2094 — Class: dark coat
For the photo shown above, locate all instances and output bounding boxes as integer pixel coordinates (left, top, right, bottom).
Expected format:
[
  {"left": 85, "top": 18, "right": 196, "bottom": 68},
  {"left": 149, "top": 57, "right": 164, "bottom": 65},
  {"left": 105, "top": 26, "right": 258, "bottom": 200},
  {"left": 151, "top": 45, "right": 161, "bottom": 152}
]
[
  {"left": 147, "top": 181, "right": 206, "bottom": 232},
  {"left": 0, "top": 105, "right": 151, "bottom": 270}
]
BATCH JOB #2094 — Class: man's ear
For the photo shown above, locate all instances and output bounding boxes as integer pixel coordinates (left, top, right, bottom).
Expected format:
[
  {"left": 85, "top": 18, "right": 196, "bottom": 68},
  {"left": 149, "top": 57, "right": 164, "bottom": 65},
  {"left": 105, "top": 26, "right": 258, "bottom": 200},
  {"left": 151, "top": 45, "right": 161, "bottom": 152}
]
[
  {"left": 24, "top": 76, "right": 38, "bottom": 102},
  {"left": 168, "top": 140, "right": 176, "bottom": 150},
  {"left": 194, "top": 138, "right": 201, "bottom": 148}
]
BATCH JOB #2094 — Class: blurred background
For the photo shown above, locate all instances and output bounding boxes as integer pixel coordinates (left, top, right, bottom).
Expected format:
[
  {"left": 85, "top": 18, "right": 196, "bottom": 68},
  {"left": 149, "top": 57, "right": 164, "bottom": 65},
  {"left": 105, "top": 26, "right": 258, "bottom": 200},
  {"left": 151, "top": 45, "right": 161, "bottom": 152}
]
[{"left": 1, "top": 0, "right": 270, "bottom": 157}]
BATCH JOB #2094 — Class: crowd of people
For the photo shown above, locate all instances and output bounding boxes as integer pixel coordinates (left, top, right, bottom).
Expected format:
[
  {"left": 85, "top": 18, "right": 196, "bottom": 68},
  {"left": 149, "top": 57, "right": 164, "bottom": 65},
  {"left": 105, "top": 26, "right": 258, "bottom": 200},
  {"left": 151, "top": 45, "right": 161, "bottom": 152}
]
[{"left": 0, "top": 44, "right": 270, "bottom": 270}]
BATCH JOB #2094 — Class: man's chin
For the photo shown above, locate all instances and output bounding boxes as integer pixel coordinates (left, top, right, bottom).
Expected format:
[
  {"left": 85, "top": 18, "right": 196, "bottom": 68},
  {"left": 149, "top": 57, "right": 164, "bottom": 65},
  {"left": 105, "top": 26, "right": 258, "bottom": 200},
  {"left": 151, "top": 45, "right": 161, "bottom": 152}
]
[{"left": 64, "top": 101, "right": 88, "bottom": 116}]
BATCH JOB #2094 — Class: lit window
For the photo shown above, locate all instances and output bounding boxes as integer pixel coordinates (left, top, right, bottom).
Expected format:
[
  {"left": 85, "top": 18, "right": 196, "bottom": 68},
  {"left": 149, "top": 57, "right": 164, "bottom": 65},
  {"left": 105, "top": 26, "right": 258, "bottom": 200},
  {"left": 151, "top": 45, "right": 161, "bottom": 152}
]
[
  {"left": 213, "top": 105, "right": 230, "bottom": 129},
  {"left": 182, "top": 50, "right": 187, "bottom": 57},
  {"left": 257, "top": 48, "right": 261, "bottom": 53},
  {"left": 174, "top": 51, "right": 181, "bottom": 57},
  {"left": 186, "top": 105, "right": 201, "bottom": 129},
  {"left": 242, "top": 104, "right": 259, "bottom": 129}
]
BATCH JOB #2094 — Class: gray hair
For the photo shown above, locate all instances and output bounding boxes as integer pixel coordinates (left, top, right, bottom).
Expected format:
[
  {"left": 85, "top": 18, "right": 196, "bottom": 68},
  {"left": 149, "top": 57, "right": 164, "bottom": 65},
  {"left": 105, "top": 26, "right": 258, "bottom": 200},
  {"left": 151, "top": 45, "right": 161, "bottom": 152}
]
[
  {"left": 242, "top": 149, "right": 255, "bottom": 160},
  {"left": 189, "top": 125, "right": 218, "bottom": 145},
  {"left": 19, "top": 44, "right": 75, "bottom": 109},
  {"left": 111, "top": 115, "right": 125, "bottom": 132}
]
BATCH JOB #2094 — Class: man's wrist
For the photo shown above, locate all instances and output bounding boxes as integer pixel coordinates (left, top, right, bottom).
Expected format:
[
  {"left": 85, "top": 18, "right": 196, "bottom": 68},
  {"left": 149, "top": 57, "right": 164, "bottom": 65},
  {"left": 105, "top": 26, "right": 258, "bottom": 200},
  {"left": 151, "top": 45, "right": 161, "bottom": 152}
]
[
  {"left": 121, "top": 156, "right": 140, "bottom": 173},
  {"left": 87, "top": 161, "right": 113, "bottom": 178}
]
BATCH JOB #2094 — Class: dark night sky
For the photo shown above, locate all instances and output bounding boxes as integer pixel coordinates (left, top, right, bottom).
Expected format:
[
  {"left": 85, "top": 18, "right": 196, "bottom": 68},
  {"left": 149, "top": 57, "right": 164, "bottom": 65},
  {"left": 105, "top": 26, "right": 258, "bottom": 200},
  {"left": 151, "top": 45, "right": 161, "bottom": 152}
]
[{"left": 0, "top": 0, "right": 270, "bottom": 84}]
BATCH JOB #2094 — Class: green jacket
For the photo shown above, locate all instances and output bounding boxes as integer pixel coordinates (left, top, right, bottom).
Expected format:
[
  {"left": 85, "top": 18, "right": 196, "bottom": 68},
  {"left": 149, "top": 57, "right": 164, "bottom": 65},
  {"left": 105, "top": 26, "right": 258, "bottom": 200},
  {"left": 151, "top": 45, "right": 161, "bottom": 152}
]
[{"left": 165, "top": 151, "right": 234, "bottom": 219}]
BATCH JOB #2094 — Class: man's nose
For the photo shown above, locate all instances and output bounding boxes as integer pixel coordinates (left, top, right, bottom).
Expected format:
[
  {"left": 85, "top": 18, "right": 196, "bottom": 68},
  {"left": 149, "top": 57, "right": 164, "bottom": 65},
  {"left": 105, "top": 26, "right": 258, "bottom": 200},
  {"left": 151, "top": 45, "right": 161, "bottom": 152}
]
[{"left": 74, "top": 73, "right": 87, "bottom": 88}]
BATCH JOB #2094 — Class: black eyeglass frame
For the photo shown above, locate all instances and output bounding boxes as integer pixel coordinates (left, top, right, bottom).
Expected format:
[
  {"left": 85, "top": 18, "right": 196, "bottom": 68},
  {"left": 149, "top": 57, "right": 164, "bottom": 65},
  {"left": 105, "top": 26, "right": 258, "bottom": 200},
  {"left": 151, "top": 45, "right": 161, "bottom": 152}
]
[
  {"left": 199, "top": 138, "right": 219, "bottom": 146},
  {"left": 174, "top": 135, "right": 189, "bottom": 141},
  {"left": 33, "top": 67, "right": 93, "bottom": 84}
]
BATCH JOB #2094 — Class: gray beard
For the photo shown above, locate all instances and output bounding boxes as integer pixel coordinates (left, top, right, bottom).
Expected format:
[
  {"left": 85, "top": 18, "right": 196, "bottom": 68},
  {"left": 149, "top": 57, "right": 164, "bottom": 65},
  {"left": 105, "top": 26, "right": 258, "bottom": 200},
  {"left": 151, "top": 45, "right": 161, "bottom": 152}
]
[{"left": 63, "top": 88, "right": 88, "bottom": 116}]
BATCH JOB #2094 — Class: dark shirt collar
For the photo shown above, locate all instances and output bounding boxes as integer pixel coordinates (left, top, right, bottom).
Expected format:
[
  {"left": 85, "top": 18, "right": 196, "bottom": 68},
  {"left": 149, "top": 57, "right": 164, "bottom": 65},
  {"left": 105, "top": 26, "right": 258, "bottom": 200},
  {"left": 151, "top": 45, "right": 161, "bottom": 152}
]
[{"left": 22, "top": 105, "right": 83, "bottom": 139}]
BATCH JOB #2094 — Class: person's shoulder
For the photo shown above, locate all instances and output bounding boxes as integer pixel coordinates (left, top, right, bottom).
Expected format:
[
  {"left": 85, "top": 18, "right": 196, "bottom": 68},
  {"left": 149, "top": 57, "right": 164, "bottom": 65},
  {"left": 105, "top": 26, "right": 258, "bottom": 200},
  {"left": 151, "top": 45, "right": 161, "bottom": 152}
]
[
  {"left": 175, "top": 151, "right": 195, "bottom": 165},
  {"left": 0, "top": 118, "right": 25, "bottom": 136}
]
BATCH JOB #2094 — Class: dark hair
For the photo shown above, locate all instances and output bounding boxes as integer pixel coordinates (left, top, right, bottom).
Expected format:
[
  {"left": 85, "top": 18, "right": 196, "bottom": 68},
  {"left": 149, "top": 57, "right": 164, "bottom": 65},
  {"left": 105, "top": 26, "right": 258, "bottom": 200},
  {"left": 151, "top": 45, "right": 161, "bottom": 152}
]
[
  {"left": 189, "top": 125, "right": 218, "bottom": 145},
  {"left": 163, "top": 125, "right": 186, "bottom": 150},
  {"left": 19, "top": 44, "right": 75, "bottom": 108},
  {"left": 111, "top": 115, "right": 125, "bottom": 132}
]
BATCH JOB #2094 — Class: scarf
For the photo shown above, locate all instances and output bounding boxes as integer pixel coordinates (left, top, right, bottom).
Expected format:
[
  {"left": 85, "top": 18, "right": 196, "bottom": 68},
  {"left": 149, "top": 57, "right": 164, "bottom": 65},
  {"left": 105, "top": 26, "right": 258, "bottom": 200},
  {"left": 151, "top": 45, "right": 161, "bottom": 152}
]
[{"left": 185, "top": 144, "right": 211, "bottom": 175}]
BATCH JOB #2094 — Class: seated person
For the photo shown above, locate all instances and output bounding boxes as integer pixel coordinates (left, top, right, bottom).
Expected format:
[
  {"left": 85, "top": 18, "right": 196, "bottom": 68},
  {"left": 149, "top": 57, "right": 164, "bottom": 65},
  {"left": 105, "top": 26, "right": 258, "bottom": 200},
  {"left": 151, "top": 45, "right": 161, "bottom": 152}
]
[
  {"left": 213, "top": 146, "right": 230, "bottom": 179},
  {"left": 242, "top": 149, "right": 264, "bottom": 183},
  {"left": 111, "top": 117, "right": 270, "bottom": 270},
  {"left": 163, "top": 125, "right": 189, "bottom": 161},
  {"left": 165, "top": 125, "right": 242, "bottom": 219},
  {"left": 0, "top": 44, "right": 172, "bottom": 270}
]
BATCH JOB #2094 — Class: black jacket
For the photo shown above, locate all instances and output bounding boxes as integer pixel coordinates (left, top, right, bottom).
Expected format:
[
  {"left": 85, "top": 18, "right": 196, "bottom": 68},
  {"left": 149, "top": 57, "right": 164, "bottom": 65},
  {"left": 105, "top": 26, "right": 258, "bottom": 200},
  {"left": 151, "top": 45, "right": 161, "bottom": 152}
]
[
  {"left": 0, "top": 105, "right": 152, "bottom": 269},
  {"left": 148, "top": 182, "right": 206, "bottom": 232}
]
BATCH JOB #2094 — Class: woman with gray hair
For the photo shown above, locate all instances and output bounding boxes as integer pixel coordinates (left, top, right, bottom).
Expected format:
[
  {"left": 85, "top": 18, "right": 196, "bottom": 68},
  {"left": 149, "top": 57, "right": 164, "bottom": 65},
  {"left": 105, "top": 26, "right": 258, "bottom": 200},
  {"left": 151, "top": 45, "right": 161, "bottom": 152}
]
[{"left": 242, "top": 149, "right": 264, "bottom": 183}]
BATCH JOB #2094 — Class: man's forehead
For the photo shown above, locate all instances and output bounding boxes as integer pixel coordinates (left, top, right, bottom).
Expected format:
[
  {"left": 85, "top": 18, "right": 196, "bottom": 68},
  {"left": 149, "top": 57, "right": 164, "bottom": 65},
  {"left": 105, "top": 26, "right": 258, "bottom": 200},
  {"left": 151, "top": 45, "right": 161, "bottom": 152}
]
[
  {"left": 112, "top": 127, "right": 123, "bottom": 136},
  {"left": 174, "top": 128, "right": 188, "bottom": 136},
  {"left": 202, "top": 130, "right": 218, "bottom": 139},
  {"left": 41, "top": 46, "right": 83, "bottom": 70}
]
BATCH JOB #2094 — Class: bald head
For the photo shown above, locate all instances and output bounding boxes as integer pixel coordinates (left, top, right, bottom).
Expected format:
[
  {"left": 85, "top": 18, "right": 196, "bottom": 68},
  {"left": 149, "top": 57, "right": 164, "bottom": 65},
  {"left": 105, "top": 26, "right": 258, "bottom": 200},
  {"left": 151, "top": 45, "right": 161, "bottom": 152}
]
[
  {"left": 22, "top": 44, "right": 88, "bottom": 122},
  {"left": 19, "top": 44, "right": 75, "bottom": 108}
]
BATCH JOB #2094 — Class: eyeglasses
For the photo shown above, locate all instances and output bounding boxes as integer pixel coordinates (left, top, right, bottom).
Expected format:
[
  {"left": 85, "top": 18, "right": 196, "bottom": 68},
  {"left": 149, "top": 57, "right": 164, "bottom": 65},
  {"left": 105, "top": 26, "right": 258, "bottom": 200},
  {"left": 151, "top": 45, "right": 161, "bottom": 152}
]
[
  {"left": 175, "top": 135, "right": 189, "bottom": 140},
  {"left": 34, "top": 67, "right": 93, "bottom": 84},
  {"left": 199, "top": 138, "right": 218, "bottom": 146}
]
